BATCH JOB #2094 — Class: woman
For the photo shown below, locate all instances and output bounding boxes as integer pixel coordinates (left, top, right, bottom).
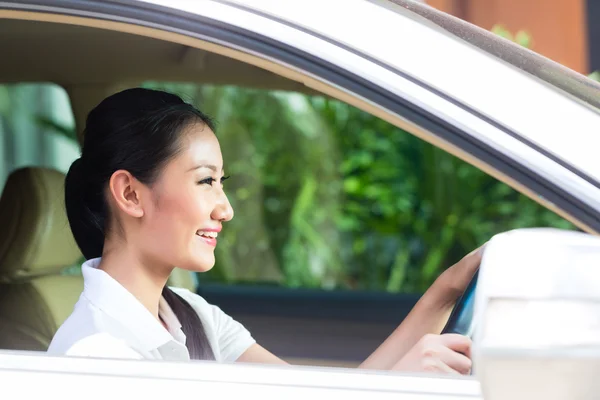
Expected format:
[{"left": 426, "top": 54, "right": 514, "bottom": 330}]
[{"left": 48, "top": 88, "right": 481, "bottom": 374}]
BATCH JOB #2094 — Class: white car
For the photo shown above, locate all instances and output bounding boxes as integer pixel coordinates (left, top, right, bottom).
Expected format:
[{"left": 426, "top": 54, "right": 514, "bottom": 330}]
[{"left": 0, "top": 0, "right": 599, "bottom": 399}]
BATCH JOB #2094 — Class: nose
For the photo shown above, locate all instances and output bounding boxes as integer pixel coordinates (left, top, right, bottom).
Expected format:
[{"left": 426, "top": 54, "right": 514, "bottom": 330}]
[{"left": 211, "top": 188, "right": 234, "bottom": 222}]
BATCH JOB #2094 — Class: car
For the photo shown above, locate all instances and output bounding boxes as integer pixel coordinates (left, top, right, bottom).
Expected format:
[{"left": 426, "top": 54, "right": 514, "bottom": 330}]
[{"left": 0, "top": 0, "right": 599, "bottom": 398}]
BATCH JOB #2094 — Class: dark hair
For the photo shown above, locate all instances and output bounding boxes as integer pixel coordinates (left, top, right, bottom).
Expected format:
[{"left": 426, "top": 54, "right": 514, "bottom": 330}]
[{"left": 65, "top": 87, "right": 215, "bottom": 360}]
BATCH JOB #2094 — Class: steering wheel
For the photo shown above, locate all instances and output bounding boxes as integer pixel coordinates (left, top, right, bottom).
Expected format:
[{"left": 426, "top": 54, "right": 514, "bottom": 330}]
[{"left": 441, "top": 269, "right": 479, "bottom": 338}]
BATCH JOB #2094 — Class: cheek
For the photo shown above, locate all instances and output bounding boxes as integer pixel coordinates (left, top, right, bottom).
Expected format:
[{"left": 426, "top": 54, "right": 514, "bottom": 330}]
[{"left": 146, "top": 188, "right": 212, "bottom": 235}]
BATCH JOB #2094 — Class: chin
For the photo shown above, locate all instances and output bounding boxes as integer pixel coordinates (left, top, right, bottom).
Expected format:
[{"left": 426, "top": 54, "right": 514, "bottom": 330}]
[
  {"left": 194, "top": 262, "right": 215, "bottom": 273},
  {"left": 180, "top": 255, "right": 216, "bottom": 273}
]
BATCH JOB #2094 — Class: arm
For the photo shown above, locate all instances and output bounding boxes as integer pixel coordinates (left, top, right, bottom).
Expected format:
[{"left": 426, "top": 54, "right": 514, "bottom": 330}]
[
  {"left": 359, "top": 246, "right": 483, "bottom": 371},
  {"left": 236, "top": 246, "right": 483, "bottom": 372},
  {"left": 357, "top": 282, "right": 457, "bottom": 370},
  {"left": 234, "top": 285, "right": 462, "bottom": 369}
]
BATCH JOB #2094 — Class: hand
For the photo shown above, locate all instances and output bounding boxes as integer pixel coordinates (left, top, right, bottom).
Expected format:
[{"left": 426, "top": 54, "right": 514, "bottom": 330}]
[
  {"left": 358, "top": 245, "right": 484, "bottom": 371},
  {"left": 392, "top": 333, "right": 471, "bottom": 375}
]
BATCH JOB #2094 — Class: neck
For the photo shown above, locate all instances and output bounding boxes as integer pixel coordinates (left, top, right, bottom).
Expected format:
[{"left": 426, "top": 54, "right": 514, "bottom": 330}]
[{"left": 98, "top": 245, "right": 173, "bottom": 320}]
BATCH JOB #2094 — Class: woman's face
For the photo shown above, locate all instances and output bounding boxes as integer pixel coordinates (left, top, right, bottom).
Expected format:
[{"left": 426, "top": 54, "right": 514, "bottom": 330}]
[{"left": 136, "top": 124, "right": 234, "bottom": 273}]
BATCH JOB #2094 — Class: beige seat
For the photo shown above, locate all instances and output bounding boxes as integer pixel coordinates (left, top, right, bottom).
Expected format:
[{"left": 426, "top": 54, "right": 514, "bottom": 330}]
[
  {"left": 0, "top": 167, "right": 83, "bottom": 351},
  {"left": 0, "top": 166, "right": 197, "bottom": 351}
]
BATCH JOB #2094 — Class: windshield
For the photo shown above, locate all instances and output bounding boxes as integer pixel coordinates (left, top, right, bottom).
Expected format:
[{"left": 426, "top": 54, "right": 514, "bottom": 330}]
[{"left": 382, "top": 0, "right": 600, "bottom": 111}]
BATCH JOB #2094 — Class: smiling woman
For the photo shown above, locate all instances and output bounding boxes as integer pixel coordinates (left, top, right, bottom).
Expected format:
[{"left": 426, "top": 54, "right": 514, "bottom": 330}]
[
  {"left": 52, "top": 88, "right": 229, "bottom": 360},
  {"left": 46, "top": 86, "right": 482, "bottom": 375}
]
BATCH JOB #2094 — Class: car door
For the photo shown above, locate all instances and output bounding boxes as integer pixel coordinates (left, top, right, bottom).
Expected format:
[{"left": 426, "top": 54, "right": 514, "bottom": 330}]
[
  {"left": 0, "top": 0, "right": 599, "bottom": 398},
  {"left": 0, "top": 350, "right": 480, "bottom": 399}
]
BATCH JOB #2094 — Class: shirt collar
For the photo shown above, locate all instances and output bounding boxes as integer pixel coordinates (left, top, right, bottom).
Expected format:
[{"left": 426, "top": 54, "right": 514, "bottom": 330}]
[
  {"left": 159, "top": 295, "right": 186, "bottom": 344},
  {"left": 81, "top": 257, "right": 186, "bottom": 352}
]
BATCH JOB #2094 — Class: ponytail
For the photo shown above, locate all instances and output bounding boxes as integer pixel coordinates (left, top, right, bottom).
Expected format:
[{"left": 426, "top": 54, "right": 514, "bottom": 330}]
[
  {"left": 65, "top": 157, "right": 106, "bottom": 260},
  {"left": 64, "top": 88, "right": 217, "bottom": 360}
]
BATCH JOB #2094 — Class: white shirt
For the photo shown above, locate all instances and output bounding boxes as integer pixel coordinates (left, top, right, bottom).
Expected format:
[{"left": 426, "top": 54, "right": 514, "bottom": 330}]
[{"left": 47, "top": 258, "right": 255, "bottom": 362}]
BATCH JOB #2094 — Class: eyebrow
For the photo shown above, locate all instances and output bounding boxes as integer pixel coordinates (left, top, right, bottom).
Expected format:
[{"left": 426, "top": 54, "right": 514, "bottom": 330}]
[{"left": 188, "top": 164, "right": 220, "bottom": 172}]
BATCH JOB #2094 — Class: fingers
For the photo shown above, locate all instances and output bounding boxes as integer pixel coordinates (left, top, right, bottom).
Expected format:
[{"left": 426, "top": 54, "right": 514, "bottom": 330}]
[
  {"left": 440, "top": 333, "right": 472, "bottom": 359},
  {"left": 415, "top": 334, "right": 472, "bottom": 375},
  {"left": 392, "top": 333, "right": 473, "bottom": 375},
  {"left": 424, "top": 333, "right": 472, "bottom": 374},
  {"left": 437, "top": 341, "right": 472, "bottom": 374}
]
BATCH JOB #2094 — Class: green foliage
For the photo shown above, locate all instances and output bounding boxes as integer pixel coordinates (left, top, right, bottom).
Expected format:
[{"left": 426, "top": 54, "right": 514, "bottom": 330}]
[{"left": 304, "top": 96, "right": 574, "bottom": 292}]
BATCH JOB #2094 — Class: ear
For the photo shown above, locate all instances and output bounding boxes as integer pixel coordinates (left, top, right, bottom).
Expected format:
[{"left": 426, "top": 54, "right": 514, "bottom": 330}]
[{"left": 108, "top": 170, "right": 145, "bottom": 218}]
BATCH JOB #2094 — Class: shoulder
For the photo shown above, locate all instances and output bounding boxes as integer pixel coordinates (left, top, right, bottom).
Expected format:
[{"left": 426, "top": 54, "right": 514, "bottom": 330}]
[
  {"left": 48, "top": 299, "right": 102, "bottom": 354},
  {"left": 48, "top": 295, "right": 137, "bottom": 358},
  {"left": 49, "top": 314, "right": 142, "bottom": 360}
]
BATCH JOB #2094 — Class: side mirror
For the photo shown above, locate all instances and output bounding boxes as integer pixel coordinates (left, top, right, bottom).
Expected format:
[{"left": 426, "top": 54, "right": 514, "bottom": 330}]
[{"left": 472, "top": 228, "right": 600, "bottom": 400}]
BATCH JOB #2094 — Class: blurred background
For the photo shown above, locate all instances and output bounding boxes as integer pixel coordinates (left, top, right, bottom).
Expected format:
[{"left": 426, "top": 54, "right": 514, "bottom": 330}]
[{"left": 0, "top": 0, "right": 596, "bottom": 365}]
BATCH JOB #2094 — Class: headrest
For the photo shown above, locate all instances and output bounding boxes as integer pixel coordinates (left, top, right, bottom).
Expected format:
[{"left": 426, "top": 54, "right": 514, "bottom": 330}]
[{"left": 0, "top": 167, "right": 82, "bottom": 280}]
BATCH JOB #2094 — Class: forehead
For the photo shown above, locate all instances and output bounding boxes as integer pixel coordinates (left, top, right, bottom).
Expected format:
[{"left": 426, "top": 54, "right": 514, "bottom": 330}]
[{"left": 178, "top": 123, "right": 223, "bottom": 167}]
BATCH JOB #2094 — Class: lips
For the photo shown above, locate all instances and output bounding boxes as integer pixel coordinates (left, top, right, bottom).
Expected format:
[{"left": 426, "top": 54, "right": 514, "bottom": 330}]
[{"left": 196, "top": 229, "right": 220, "bottom": 247}]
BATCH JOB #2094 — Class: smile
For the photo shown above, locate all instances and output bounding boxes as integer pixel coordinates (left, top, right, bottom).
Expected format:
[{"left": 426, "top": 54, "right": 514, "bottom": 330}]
[
  {"left": 196, "top": 230, "right": 218, "bottom": 247},
  {"left": 196, "top": 230, "right": 218, "bottom": 238}
]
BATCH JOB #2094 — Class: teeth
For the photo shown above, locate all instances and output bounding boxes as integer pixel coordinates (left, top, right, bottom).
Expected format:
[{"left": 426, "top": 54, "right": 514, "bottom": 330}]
[{"left": 197, "top": 231, "right": 218, "bottom": 238}]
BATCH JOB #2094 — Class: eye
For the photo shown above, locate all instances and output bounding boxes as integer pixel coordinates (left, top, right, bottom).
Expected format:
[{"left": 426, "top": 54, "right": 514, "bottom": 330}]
[
  {"left": 198, "top": 177, "right": 217, "bottom": 185},
  {"left": 221, "top": 175, "right": 231, "bottom": 184}
]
